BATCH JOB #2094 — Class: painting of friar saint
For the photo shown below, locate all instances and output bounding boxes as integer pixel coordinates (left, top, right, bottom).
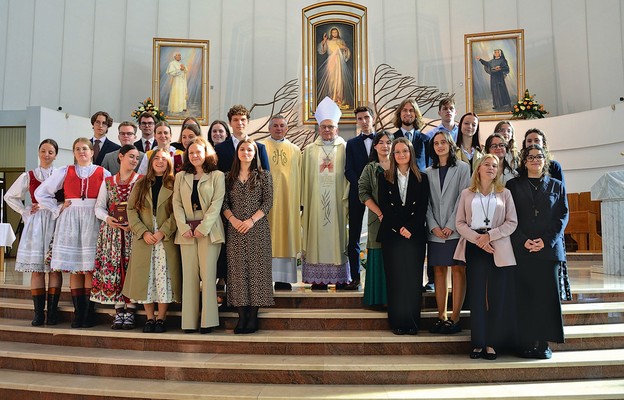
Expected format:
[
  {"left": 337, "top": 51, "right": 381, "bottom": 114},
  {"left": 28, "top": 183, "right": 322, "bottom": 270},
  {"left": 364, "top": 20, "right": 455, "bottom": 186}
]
[
  {"left": 315, "top": 23, "right": 355, "bottom": 110},
  {"left": 471, "top": 38, "right": 519, "bottom": 115},
  {"left": 158, "top": 46, "right": 204, "bottom": 119}
]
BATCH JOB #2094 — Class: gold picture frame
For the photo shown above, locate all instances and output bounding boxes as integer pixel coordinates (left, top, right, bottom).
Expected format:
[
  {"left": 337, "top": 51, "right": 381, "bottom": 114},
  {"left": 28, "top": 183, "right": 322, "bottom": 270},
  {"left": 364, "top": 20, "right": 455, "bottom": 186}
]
[
  {"left": 152, "top": 38, "right": 209, "bottom": 125},
  {"left": 302, "top": 1, "right": 368, "bottom": 124},
  {"left": 465, "top": 29, "right": 525, "bottom": 121}
]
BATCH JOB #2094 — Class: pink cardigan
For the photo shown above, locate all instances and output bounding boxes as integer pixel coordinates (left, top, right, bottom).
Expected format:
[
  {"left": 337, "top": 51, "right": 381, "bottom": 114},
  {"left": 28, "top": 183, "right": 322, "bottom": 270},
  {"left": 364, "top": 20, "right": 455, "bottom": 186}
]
[{"left": 453, "top": 188, "right": 518, "bottom": 267}]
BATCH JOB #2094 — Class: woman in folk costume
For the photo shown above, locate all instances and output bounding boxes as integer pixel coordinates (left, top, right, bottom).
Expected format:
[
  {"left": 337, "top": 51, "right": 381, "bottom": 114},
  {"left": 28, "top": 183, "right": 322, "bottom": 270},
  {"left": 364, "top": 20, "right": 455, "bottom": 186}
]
[
  {"left": 4, "top": 139, "right": 62, "bottom": 326},
  {"left": 91, "top": 145, "right": 142, "bottom": 329},
  {"left": 35, "top": 137, "right": 111, "bottom": 328},
  {"left": 300, "top": 97, "right": 350, "bottom": 290}
]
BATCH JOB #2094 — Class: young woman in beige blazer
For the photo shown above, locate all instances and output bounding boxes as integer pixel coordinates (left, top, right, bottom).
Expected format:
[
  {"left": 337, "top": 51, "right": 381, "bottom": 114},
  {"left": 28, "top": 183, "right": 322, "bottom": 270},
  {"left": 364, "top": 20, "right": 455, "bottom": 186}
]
[{"left": 173, "top": 137, "right": 225, "bottom": 334}]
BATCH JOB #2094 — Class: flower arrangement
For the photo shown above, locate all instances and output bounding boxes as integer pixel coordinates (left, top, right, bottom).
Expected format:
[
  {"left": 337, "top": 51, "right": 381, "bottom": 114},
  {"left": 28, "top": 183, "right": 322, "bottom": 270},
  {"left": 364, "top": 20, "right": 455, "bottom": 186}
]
[
  {"left": 512, "top": 89, "right": 547, "bottom": 119},
  {"left": 130, "top": 97, "right": 167, "bottom": 122}
]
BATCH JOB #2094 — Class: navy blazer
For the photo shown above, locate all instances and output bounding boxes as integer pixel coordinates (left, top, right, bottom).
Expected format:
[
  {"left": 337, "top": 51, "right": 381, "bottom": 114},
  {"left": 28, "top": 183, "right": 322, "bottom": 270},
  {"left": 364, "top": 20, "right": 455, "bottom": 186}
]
[
  {"left": 133, "top": 138, "right": 155, "bottom": 153},
  {"left": 376, "top": 170, "right": 429, "bottom": 243},
  {"left": 393, "top": 129, "right": 430, "bottom": 173},
  {"left": 345, "top": 134, "right": 373, "bottom": 199},
  {"left": 92, "top": 138, "right": 121, "bottom": 166},
  {"left": 215, "top": 136, "right": 270, "bottom": 172},
  {"left": 506, "top": 175, "right": 568, "bottom": 261}
]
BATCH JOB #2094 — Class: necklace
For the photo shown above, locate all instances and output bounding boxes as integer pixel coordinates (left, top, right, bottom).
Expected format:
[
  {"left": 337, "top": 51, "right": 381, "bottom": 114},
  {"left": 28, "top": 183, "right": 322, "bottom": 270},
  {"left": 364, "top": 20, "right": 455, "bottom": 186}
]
[
  {"left": 478, "top": 190, "right": 493, "bottom": 226},
  {"left": 320, "top": 145, "right": 335, "bottom": 172},
  {"left": 527, "top": 177, "right": 542, "bottom": 191},
  {"left": 118, "top": 171, "right": 135, "bottom": 185}
]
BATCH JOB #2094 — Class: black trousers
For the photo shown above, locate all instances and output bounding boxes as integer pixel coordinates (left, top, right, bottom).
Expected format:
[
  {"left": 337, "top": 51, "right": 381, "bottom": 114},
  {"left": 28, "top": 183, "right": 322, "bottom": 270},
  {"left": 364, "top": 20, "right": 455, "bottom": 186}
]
[
  {"left": 347, "top": 197, "right": 366, "bottom": 281},
  {"left": 465, "top": 242, "right": 515, "bottom": 349},
  {"left": 382, "top": 238, "right": 425, "bottom": 330},
  {"left": 515, "top": 258, "right": 564, "bottom": 347}
]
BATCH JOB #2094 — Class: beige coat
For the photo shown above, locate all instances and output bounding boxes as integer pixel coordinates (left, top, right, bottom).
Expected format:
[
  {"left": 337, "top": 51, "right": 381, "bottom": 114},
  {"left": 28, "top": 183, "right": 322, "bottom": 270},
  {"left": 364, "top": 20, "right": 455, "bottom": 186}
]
[
  {"left": 453, "top": 188, "right": 518, "bottom": 267},
  {"left": 122, "top": 180, "right": 181, "bottom": 302},
  {"left": 172, "top": 170, "right": 225, "bottom": 245}
]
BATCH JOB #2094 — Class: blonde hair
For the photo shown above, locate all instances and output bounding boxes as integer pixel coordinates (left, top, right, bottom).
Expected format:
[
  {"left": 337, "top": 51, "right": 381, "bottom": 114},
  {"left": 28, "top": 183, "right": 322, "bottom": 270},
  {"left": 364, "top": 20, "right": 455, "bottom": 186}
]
[{"left": 469, "top": 154, "right": 505, "bottom": 193}]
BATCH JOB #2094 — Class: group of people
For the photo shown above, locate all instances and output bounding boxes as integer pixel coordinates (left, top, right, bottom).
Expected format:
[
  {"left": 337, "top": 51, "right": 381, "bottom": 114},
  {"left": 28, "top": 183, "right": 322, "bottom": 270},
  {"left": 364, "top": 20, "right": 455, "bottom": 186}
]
[
  {"left": 5, "top": 97, "right": 569, "bottom": 361},
  {"left": 6, "top": 107, "right": 274, "bottom": 335},
  {"left": 352, "top": 98, "right": 568, "bottom": 361}
]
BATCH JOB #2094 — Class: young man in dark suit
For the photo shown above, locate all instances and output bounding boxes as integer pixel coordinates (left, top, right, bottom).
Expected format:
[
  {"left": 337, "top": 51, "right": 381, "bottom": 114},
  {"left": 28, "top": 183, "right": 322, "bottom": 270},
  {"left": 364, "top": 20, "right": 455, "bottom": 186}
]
[
  {"left": 214, "top": 104, "right": 270, "bottom": 172},
  {"left": 133, "top": 112, "right": 156, "bottom": 153},
  {"left": 342, "top": 106, "right": 376, "bottom": 290},
  {"left": 90, "top": 111, "right": 120, "bottom": 166}
]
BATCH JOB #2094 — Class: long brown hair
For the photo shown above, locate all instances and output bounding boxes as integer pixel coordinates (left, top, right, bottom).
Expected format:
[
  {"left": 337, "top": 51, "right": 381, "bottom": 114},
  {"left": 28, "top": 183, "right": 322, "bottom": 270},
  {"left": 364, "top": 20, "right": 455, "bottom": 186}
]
[
  {"left": 226, "top": 138, "right": 263, "bottom": 190},
  {"left": 181, "top": 136, "right": 218, "bottom": 174},
  {"left": 384, "top": 137, "right": 422, "bottom": 184},
  {"left": 133, "top": 148, "right": 174, "bottom": 213},
  {"left": 393, "top": 98, "right": 425, "bottom": 131}
]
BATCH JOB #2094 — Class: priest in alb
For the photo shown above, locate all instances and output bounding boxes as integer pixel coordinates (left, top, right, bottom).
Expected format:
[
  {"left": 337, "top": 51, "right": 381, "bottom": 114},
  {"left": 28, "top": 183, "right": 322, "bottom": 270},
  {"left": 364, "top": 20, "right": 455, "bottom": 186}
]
[
  {"left": 260, "top": 114, "right": 302, "bottom": 291},
  {"left": 301, "top": 97, "right": 350, "bottom": 290}
]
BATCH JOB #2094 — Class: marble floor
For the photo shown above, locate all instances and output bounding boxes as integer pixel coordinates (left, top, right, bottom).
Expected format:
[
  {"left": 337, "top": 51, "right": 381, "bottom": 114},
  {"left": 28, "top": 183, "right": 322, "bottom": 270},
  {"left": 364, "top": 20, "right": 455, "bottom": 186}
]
[
  {"left": 1, "top": 255, "right": 624, "bottom": 399},
  {"left": 2, "top": 256, "right": 623, "bottom": 294}
]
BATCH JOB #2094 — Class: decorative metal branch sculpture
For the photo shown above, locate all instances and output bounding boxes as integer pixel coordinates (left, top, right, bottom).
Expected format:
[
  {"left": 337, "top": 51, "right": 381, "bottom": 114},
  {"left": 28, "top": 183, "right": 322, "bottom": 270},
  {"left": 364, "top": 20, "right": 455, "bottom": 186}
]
[
  {"left": 372, "top": 63, "right": 453, "bottom": 132},
  {"left": 247, "top": 64, "right": 452, "bottom": 147},
  {"left": 249, "top": 79, "right": 316, "bottom": 148}
]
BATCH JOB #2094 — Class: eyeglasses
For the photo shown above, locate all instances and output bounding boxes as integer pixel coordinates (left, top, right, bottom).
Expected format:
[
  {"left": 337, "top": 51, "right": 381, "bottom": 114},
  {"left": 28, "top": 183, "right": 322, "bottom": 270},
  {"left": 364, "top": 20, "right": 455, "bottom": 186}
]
[
  {"left": 119, "top": 132, "right": 136, "bottom": 136},
  {"left": 526, "top": 154, "right": 545, "bottom": 161},
  {"left": 489, "top": 143, "right": 507, "bottom": 150},
  {"left": 319, "top": 125, "right": 336, "bottom": 131}
]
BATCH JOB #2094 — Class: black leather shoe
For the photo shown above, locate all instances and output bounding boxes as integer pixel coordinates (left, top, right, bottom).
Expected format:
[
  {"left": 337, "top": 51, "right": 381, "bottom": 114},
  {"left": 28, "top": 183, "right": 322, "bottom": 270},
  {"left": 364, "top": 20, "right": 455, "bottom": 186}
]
[
  {"left": 406, "top": 328, "right": 418, "bottom": 335},
  {"left": 183, "top": 329, "right": 197, "bottom": 334},
  {"left": 199, "top": 327, "right": 213, "bottom": 334},
  {"left": 311, "top": 283, "right": 328, "bottom": 291},
  {"left": 392, "top": 328, "right": 406, "bottom": 335},
  {"left": 470, "top": 348, "right": 483, "bottom": 359},
  {"left": 143, "top": 319, "right": 156, "bottom": 333},
  {"left": 519, "top": 347, "right": 537, "bottom": 358},
  {"left": 535, "top": 341, "right": 552, "bottom": 359},
  {"left": 274, "top": 282, "right": 292, "bottom": 291},
  {"left": 341, "top": 280, "right": 361, "bottom": 291},
  {"left": 154, "top": 319, "right": 167, "bottom": 333},
  {"left": 429, "top": 318, "right": 445, "bottom": 334},
  {"left": 483, "top": 348, "right": 497, "bottom": 360}
]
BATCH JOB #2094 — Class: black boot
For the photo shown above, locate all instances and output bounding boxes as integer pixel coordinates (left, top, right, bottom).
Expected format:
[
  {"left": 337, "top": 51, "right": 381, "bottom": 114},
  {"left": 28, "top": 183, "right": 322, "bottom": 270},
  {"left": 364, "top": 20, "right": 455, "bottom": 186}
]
[
  {"left": 245, "top": 306, "right": 259, "bottom": 334},
  {"left": 70, "top": 294, "right": 83, "bottom": 328},
  {"left": 234, "top": 306, "right": 248, "bottom": 334},
  {"left": 46, "top": 291, "right": 61, "bottom": 325},
  {"left": 81, "top": 294, "right": 96, "bottom": 328},
  {"left": 31, "top": 294, "right": 46, "bottom": 326}
]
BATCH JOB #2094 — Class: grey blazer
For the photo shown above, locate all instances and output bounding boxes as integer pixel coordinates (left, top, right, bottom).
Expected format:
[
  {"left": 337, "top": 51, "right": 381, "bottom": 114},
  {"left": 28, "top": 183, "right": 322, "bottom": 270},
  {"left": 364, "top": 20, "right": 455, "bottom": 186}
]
[
  {"left": 101, "top": 149, "right": 145, "bottom": 175},
  {"left": 425, "top": 160, "right": 470, "bottom": 243}
]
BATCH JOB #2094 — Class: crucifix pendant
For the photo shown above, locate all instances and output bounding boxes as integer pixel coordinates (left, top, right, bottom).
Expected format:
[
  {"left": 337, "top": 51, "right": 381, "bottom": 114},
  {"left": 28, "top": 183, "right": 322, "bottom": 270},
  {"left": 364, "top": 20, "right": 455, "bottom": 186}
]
[
  {"left": 534, "top": 209, "right": 539, "bottom": 217},
  {"left": 484, "top": 217, "right": 490, "bottom": 225}
]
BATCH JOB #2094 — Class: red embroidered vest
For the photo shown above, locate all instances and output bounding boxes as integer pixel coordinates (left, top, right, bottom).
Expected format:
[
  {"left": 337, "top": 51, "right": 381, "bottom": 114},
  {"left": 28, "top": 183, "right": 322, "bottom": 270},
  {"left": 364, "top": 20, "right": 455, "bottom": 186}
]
[{"left": 63, "top": 166, "right": 104, "bottom": 199}]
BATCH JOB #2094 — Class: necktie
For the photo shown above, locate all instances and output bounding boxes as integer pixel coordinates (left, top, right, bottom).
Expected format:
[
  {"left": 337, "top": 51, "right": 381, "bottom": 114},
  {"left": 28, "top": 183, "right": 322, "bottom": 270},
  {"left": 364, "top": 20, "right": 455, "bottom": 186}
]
[
  {"left": 363, "top": 134, "right": 373, "bottom": 141},
  {"left": 405, "top": 131, "right": 412, "bottom": 141},
  {"left": 144, "top": 140, "right": 151, "bottom": 152},
  {"left": 93, "top": 139, "right": 101, "bottom": 161}
]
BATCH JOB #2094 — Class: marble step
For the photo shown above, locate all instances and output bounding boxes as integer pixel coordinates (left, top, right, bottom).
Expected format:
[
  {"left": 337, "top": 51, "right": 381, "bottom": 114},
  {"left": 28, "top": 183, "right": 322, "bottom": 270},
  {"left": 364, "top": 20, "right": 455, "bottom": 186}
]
[
  {"left": 0, "top": 340, "right": 622, "bottom": 385},
  {"left": 1, "top": 297, "right": 623, "bottom": 330},
  {"left": 0, "top": 318, "right": 621, "bottom": 356},
  {"left": 0, "top": 369, "right": 622, "bottom": 400},
  {"left": 2, "top": 283, "right": 623, "bottom": 308}
]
